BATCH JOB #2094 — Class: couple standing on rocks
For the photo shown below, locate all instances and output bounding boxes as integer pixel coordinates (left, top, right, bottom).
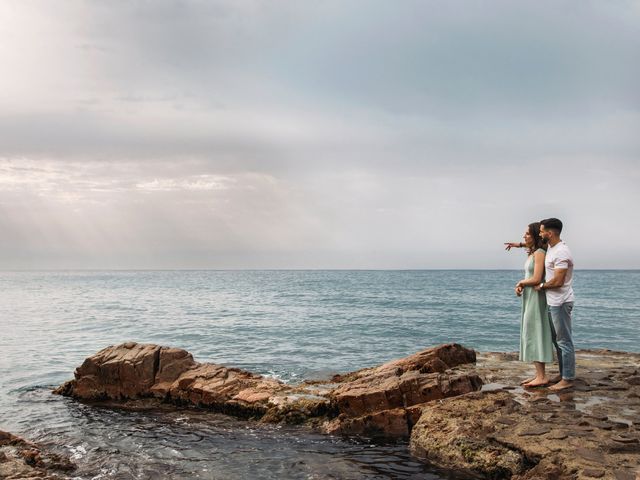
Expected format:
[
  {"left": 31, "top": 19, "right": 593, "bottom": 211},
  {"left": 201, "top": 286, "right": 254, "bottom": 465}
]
[{"left": 505, "top": 217, "right": 576, "bottom": 392}]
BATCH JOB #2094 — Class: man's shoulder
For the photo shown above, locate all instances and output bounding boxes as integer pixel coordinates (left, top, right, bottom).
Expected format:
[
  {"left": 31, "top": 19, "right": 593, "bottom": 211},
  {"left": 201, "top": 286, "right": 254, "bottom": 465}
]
[
  {"left": 553, "top": 242, "right": 574, "bottom": 263},
  {"left": 558, "top": 242, "right": 573, "bottom": 255}
]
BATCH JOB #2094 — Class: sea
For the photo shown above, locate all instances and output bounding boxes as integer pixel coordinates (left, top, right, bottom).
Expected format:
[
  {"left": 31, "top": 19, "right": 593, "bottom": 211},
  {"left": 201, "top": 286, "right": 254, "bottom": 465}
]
[{"left": 1, "top": 270, "right": 638, "bottom": 479}]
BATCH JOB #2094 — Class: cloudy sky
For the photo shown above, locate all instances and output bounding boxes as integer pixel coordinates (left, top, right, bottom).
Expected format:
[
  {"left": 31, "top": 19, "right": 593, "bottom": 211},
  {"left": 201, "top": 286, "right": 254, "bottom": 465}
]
[{"left": 1, "top": 0, "right": 638, "bottom": 269}]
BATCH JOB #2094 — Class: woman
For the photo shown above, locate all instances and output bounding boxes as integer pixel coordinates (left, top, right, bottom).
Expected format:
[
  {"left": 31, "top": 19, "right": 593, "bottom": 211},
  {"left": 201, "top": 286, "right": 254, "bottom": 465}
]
[{"left": 505, "top": 222, "right": 554, "bottom": 387}]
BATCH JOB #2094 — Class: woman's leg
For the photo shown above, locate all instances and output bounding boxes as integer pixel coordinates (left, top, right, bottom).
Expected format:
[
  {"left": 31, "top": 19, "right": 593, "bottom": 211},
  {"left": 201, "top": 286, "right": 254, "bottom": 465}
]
[{"left": 524, "top": 362, "right": 549, "bottom": 387}]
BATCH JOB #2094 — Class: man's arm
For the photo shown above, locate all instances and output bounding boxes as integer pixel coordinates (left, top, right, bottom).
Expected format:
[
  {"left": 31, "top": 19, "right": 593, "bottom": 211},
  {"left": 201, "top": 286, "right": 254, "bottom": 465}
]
[{"left": 534, "top": 268, "right": 568, "bottom": 291}]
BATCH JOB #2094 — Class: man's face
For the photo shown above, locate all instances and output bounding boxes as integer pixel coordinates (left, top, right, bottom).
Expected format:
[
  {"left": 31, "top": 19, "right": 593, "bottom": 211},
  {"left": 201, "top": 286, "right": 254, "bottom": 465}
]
[{"left": 539, "top": 224, "right": 551, "bottom": 241}]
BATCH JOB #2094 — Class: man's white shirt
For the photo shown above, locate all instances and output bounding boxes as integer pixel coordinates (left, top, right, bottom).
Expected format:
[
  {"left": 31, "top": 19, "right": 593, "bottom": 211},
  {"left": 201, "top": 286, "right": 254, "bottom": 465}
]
[{"left": 545, "top": 241, "right": 575, "bottom": 306}]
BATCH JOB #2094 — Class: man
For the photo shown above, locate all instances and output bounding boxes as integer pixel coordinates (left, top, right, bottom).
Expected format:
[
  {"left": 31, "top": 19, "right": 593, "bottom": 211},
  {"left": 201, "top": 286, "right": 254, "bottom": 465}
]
[{"left": 535, "top": 218, "right": 575, "bottom": 391}]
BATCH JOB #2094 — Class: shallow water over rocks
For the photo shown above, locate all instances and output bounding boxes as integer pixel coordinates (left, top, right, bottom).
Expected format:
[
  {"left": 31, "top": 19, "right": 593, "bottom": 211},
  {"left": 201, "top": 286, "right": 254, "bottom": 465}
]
[{"left": 6, "top": 387, "right": 445, "bottom": 479}]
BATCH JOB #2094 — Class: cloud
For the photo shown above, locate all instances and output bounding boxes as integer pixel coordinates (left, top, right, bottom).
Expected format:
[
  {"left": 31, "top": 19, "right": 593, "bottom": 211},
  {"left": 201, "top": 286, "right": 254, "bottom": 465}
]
[{"left": 0, "top": 1, "right": 638, "bottom": 268}]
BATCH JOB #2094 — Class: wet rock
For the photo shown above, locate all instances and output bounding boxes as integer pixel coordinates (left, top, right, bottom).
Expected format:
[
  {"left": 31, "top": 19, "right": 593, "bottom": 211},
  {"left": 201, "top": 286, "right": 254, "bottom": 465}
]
[
  {"left": 410, "top": 349, "right": 640, "bottom": 478},
  {"left": 627, "top": 376, "right": 640, "bottom": 386},
  {"left": 317, "top": 343, "right": 482, "bottom": 437},
  {"left": 410, "top": 392, "right": 532, "bottom": 477},
  {"left": 609, "top": 418, "right": 633, "bottom": 429},
  {"left": 54, "top": 344, "right": 640, "bottom": 475},
  {"left": 0, "top": 429, "right": 75, "bottom": 479},
  {"left": 612, "top": 435, "right": 639, "bottom": 444},
  {"left": 55, "top": 342, "right": 481, "bottom": 438},
  {"left": 55, "top": 342, "right": 293, "bottom": 419},
  {"left": 529, "top": 396, "right": 550, "bottom": 404},
  {"left": 591, "top": 421, "right": 614, "bottom": 430},
  {"left": 588, "top": 414, "right": 609, "bottom": 421}
]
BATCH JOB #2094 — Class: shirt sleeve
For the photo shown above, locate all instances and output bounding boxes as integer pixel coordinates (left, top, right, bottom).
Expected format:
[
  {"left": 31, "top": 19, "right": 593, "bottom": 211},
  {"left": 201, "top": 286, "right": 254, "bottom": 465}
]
[{"left": 554, "top": 249, "right": 572, "bottom": 269}]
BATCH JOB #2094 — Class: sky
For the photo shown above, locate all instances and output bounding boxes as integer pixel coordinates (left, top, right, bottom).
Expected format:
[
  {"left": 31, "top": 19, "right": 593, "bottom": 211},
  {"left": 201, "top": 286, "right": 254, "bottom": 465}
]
[{"left": 0, "top": 0, "right": 638, "bottom": 269}]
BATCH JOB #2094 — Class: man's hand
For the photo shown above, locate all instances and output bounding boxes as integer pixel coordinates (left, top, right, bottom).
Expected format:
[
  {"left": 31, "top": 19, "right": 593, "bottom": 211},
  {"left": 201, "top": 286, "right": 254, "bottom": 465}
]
[
  {"left": 515, "top": 285, "right": 523, "bottom": 296},
  {"left": 533, "top": 284, "right": 543, "bottom": 292}
]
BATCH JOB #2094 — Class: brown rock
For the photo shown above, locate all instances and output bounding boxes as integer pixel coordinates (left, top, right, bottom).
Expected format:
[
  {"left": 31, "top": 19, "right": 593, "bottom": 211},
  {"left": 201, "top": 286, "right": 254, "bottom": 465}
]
[
  {"left": 21, "top": 448, "right": 43, "bottom": 467},
  {"left": 495, "top": 416, "right": 517, "bottom": 425},
  {"left": 51, "top": 344, "right": 640, "bottom": 477},
  {"left": 55, "top": 342, "right": 481, "bottom": 438},
  {"left": 626, "top": 376, "right": 640, "bottom": 385},
  {"left": 55, "top": 343, "right": 291, "bottom": 419},
  {"left": 324, "top": 408, "right": 411, "bottom": 438},
  {"left": 591, "top": 421, "right": 614, "bottom": 430},
  {"left": 55, "top": 343, "right": 161, "bottom": 400},
  {"left": 150, "top": 347, "right": 197, "bottom": 396},
  {"left": 326, "top": 344, "right": 481, "bottom": 436},
  {"left": 518, "top": 426, "right": 551, "bottom": 436},
  {"left": 0, "top": 429, "right": 75, "bottom": 479},
  {"left": 513, "top": 458, "right": 569, "bottom": 480},
  {"left": 613, "top": 470, "right": 637, "bottom": 480},
  {"left": 612, "top": 435, "right": 640, "bottom": 444},
  {"left": 330, "top": 345, "right": 480, "bottom": 417},
  {"left": 574, "top": 448, "right": 606, "bottom": 464},
  {"left": 582, "top": 469, "right": 606, "bottom": 478}
]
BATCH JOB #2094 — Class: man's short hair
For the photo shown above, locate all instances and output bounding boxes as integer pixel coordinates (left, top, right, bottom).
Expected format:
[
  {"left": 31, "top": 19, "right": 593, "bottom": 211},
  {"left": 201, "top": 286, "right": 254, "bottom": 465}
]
[{"left": 540, "top": 217, "right": 563, "bottom": 234}]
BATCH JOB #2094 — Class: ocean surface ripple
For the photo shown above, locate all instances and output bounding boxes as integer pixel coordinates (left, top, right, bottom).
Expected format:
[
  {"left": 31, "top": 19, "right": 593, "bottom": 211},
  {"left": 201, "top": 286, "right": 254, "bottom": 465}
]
[{"left": 1, "top": 270, "right": 638, "bottom": 479}]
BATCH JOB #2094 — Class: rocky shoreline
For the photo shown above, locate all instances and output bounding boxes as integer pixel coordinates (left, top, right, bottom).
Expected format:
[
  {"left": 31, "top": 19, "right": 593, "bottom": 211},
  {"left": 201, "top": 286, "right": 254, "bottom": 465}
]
[
  {"left": 53, "top": 342, "right": 482, "bottom": 438},
  {"left": 3, "top": 343, "right": 639, "bottom": 479},
  {"left": 412, "top": 350, "right": 640, "bottom": 479}
]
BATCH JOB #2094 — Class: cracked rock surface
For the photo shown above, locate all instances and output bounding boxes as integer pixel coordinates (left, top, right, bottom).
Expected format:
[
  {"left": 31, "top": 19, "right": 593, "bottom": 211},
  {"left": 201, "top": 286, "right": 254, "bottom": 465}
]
[
  {"left": 410, "top": 350, "right": 640, "bottom": 479},
  {"left": 54, "top": 342, "right": 482, "bottom": 438}
]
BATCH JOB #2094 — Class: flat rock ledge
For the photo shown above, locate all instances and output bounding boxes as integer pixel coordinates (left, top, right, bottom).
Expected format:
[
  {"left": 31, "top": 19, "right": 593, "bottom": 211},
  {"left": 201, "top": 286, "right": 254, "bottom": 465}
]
[
  {"left": 410, "top": 350, "right": 640, "bottom": 479},
  {"left": 0, "top": 430, "right": 75, "bottom": 479},
  {"left": 54, "top": 342, "right": 482, "bottom": 439}
]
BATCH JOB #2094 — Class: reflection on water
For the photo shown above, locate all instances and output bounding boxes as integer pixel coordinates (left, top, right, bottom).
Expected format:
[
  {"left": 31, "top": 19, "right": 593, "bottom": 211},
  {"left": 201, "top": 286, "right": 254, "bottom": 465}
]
[{"left": 6, "top": 387, "right": 443, "bottom": 479}]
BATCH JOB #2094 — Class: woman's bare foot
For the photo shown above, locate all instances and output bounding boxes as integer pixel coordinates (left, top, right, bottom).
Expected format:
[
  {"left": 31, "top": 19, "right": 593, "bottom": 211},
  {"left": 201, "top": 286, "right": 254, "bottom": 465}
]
[
  {"left": 549, "top": 379, "right": 574, "bottom": 391},
  {"left": 520, "top": 377, "right": 537, "bottom": 385},
  {"left": 524, "top": 376, "right": 549, "bottom": 387}
]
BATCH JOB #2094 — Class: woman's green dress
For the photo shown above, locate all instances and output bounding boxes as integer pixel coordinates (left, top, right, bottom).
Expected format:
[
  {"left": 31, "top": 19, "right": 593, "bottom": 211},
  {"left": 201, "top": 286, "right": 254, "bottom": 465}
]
[{"left": 520, "top": 249, "right": 554, "bottom": 362}]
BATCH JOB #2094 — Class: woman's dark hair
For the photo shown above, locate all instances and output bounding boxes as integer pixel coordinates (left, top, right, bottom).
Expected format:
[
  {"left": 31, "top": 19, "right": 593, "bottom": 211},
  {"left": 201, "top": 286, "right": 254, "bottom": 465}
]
[{"left": 527, "top": 222, "right": 546, "bottom": 255}]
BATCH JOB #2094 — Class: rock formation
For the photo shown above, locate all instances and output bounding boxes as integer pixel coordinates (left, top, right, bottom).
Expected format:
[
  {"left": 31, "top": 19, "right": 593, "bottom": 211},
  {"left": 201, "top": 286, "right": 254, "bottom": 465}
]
[
  {"left": 323, "top": 343, "right": 482, "bottom": 437},
  {"left": 410, "top": 350, "right": 640, "bottom": 479},
  {"left": 52, "top": 344, "right": 640, "bottom": 478},
  {"left": 0, "top": 430, "right": 75, "bottom": 479},
  {"left": 54, "top": 341, "right": 482, "bottom": 438}
]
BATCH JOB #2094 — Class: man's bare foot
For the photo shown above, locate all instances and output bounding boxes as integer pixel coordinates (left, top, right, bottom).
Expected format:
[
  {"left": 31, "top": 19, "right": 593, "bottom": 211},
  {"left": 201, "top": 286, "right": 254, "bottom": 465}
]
[
  {"left": 548, "top": 375, "right": 562, "bottom": 383},
  {"left": 520, "top": 377, "right": 536, "bottom": 385},
  {"left": 549, "top": 379, "right": 574, "bottom": 391},
  {"left": 524, "top": 377, "right": 550, "bottom": 388}
]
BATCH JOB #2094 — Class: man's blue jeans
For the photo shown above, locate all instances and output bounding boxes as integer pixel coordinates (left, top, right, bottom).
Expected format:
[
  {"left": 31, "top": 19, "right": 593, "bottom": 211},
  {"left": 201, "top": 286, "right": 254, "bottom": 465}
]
[{"left": 548, "top": 302, "right": 575, "bottom": 380}]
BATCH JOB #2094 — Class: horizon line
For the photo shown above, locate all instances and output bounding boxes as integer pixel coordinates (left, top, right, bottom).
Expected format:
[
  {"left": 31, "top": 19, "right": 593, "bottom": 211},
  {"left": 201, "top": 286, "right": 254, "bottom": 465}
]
[{"left": 2, "top": 268, "right": 639, "bottom": 272}]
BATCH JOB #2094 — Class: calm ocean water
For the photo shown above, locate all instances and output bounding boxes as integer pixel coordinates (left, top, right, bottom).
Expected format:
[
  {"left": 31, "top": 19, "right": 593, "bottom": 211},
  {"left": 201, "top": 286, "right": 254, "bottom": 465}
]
[{"left": 1, "top": 270, "right": 638, "bottom": 479}]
